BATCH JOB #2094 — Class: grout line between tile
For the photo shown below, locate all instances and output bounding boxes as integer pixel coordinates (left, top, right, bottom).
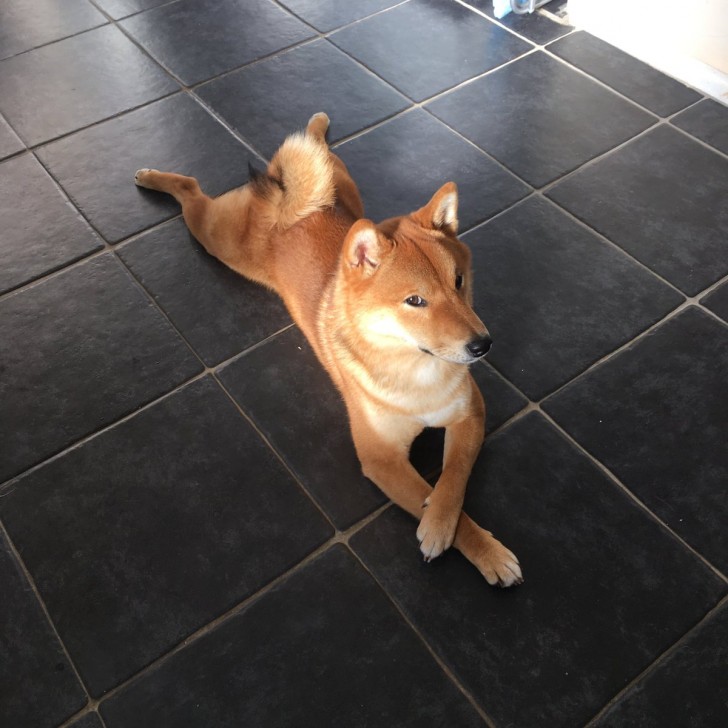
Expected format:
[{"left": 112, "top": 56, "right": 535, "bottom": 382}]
[
  {"left": 538, "top": 407, "right": 728, "bottom": 585},
  {"left": 88, "top": 502, "right": 392, "bottom": 710},
  {"left": 0, "top": 212, "right": 183, "bottom": 305},
  {"left": 452, "top": 0, "right": 570, "bottom": 48},
  {"left": 345, "top": 545, "right": 496, "bottom": 728},
  {"left": 584, "top": 594, "right": 728, "bottom": 726},
  {"left": 210, "top": 372, "right": 338, "bottom": 532},
  {"left": 0, "top": 518, "right": 95, "bottom": 709}
]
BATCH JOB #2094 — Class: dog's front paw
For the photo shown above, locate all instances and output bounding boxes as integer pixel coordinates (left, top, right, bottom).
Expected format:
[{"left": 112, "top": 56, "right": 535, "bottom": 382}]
[
  {"left": 134, "top": 168, "right": 156, "bottom": 187},
  {"left": 474, "top": 535, "right": 522, "bottom": 588},
  {"left": 417, "top": 497, "right": 459, "bottom": 562}
]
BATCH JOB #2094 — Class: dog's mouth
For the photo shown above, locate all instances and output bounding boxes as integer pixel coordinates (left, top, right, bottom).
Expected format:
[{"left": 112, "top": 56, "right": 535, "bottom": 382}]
[{"left": 419, "top": 346, "right": 484, "bottom": 365}]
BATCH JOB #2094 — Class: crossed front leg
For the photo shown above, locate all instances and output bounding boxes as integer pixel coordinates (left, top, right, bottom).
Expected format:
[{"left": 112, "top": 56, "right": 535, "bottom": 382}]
[{"left": 350, "top": 407, "right": 522, "bottom": 587}]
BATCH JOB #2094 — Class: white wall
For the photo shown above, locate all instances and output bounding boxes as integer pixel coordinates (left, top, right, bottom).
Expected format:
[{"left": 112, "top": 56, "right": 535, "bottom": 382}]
[{"left": 569, "top": 0, "right": 728, "bottom": 102}]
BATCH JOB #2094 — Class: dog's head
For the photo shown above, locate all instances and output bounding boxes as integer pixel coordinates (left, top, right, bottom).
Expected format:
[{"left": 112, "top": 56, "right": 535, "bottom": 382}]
[{"left": 340, "top": 183, "right": 490, "bottom": 364}]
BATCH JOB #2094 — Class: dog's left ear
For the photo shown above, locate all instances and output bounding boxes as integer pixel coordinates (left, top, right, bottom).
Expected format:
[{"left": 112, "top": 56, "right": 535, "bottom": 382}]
[
  {"left": 343, "top": 219, "right": 391, "bottom": 275},
  {"left": 413, "top": 182, "right": 458, "bottom": 235}
]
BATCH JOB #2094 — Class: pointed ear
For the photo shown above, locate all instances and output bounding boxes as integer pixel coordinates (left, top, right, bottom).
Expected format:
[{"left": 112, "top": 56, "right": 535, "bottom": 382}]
[
  {"left": 413, "top": 182, "right": 459, "bottom": 235},
  {"left": 343, "top": 219, "right": 390, "bottom": 275}
]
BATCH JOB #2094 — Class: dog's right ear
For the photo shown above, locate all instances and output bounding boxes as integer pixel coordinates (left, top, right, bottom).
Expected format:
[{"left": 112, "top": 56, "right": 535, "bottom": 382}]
[{"left": 343, "top": 219, "right": 391, "bottom": 275}]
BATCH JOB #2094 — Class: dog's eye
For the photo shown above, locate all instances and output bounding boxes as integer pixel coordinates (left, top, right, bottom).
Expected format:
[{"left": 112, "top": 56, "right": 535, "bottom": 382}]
[
  {"left": 405, "top": 295, "right": 427, "bottom": 307},
  {"left": 455, "top": 274, "right": 464, "bottom": 290}
]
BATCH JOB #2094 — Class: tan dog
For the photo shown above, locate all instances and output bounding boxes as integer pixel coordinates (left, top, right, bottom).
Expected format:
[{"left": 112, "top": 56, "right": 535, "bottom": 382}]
[{"left": 135, "top": 113, "right": 522, "bottom": 587}]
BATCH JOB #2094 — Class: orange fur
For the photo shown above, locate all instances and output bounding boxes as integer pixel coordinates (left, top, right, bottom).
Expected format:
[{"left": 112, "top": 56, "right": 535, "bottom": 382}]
[{"left": 134, "top": 112, "right": 521, "bottom": 587}]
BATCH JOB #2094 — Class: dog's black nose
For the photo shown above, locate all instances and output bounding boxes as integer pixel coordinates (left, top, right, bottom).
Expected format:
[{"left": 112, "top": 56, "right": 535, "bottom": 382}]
[{"left": 466, "top": 335, "right": 492, "bottom": 358}]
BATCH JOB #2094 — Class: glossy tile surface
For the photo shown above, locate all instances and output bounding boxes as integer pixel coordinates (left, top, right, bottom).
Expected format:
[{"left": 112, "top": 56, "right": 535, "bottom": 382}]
[
  {"left": 463, "top": 197, "right": 682, "bottom": 399},
  {"left": 94, "top": 0, "right": 172, "bottom": 19},
  {"left": 0, "top": 115, "right": 23, "bottom": 160},
  {"left": 0, "top": 255, "right": 201, "bottom": 482},
  {"left": 672, "top": 98, "right": 728, "bottom": 155},
  {"left": 548, "top": 125, "right": 728, "bottom": 295},
  {"left": 101, "top": 547, "right": 484, "bottom": 727},
  {"left": 1, "top": 1, "right": 725, "bottom": 724},
  {"left": 217, "top": 327, "right": 386, "bottom": 529},
  {"left": 0, "top": 154, "right": 102, "bottom": 294},
  {"left": 701, "top": 280, "right": 728, "bottom": 323},
  {"left": 197, "top": 40, "right": 409, "bottom": 159},
  {"left": 277, "top": 0, "right": 404, "bottom": 32},
  {"left": 0, "top": 533, "right": 86, "bottom": 728},
  {"left": 592, "top": 603, "right": 728, "bottom": 727},
  {"left": 0, "top": 25, "right": 177, "bottom": 146},
  {"left": 119, "top": 218, "right": 291, "bottom": 365},
  {"left": 464, "top": 0, "right": 573, "bottom": 43},
  {"left": 549, "top": 31, "right": 701, "bottom": 116},
  {"left": 0, "top": 0, "right": 106, "bottom": 60},
  {"left": 544, "top": 308, "right": 728, "bottom": 574},
  {"left": 1, "top": 378, "right": 332, "bottom": 696},
  {"left": 37, "top": 94, "right": 252, "bottom": 242},
  {"left": 334, "top": 109, "right": 529, "bottom": 229},
  {"left": 428, "top": 51, "right": 656, "bottom": 186},
  {"left": 122, "top": 0, "right": 314, "bottom": 86},
  {"left": 67, "top": 714, "right": 104, "bottom": 728},
  {"left": 351, "top": 414, "right": 726, "bottom": 727},
  {"left": 330, "top": 0, "right": 530, "bottom": 102}
]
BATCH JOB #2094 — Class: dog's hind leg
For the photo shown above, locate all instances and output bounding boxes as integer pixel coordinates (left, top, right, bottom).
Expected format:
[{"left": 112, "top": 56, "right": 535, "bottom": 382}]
[{"left": 134, "top": 168, "right": 274, "bottom": 287}]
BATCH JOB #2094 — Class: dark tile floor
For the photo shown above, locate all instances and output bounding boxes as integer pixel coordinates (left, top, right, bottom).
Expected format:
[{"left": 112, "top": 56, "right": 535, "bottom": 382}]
[{"left": 0, "top": 2, "right": 726, "bottom": 727}]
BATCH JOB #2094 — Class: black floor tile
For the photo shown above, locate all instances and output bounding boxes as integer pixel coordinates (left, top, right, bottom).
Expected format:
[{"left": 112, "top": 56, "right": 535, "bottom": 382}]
[
  {"left": 0, "top": 154, "right": 102, "bottom": 294},
  {"left": 94, "top": 0, "right": 171, "bottom": 20},
  {"left": 196, "top": 39, "right": 409, "bottom": 159},
  {"left": 0, "top": 378, "right": 332, "bottom": 697},
  {"left": 592, "top": 602, "right": 728, "bottom": 727},
  {"left": 350, "top": 413, "right": 727, "bottom": 728},
  {"left": 334, "top": 109, "right": 529, "bottom": 229},
  {"left": 0, "top": 254, "right": 201, "bottom": 482},
  {"left": 672, "top": 98, "right": 728, "bottom": 156},
  {"left": 462, "top": 197, "right": 682, "bottom": 399},
  {"left": 0, "top": 0, "right": 106, "bottom": 61},
  {"left": 67, "top": 714, "right": 104, "bottom": 728},
  {"left": 217, "top": 327, "right": 386, "bottom": 529},
  {"left": 0, "top": 115, "right": 23, "bottom": 160},
  {"left": 118, "top": 218, "right": 291, "bottom": 366},
  {"left": 701, "top": 280, "right": 728, "bottom": 323},
  {"left": 100, "top": 546, "right": 484, "bottom": 727},
  {"left": 428, "top": 51, "right": 656, "bottom": 187},
  {"left": 0, "top": 532, "right": 86, "bottom": 728},
  {"left": 330, "top": 0, "right": 531, "bottom": 102},
  {"left": 464, "top": 0, "right": 573, "bottom": 44},
  {"left": 0, "top": 26, "right": 177, "bottom": 147},
  {"left": 37, "top": 94, "right": 252, "bottom": 243},
  {"left": 277, "top": 0, "right": 403, "bottom": 32},
  {"left": 121, "top": 0, "right": 314, "bottom": 86},
  {"left": 548, "top": 125, "right": 728, "bottom": 295},
  {"left": 543, "top": 308, "right": 728, "bottom": 575},
  {"left": 548, "top": 31, "right": 701, "bottom": 117}
]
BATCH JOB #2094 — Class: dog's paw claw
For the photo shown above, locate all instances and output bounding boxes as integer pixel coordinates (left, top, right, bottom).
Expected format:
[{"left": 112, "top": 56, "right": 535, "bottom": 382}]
[{"left": 477, "top": 542, "right": 522, "bottom": 588}]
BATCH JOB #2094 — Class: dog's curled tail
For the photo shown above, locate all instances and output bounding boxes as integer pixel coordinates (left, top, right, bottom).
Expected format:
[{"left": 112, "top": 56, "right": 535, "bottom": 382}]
[{"left": 252, "top": 130, "right": 335, "bottom": 230}]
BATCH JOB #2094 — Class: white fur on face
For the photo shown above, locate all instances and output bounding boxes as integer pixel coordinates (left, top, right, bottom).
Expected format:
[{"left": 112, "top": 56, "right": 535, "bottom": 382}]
[{"left": 360, "top": 309, "right": 420, "bottom": 348}]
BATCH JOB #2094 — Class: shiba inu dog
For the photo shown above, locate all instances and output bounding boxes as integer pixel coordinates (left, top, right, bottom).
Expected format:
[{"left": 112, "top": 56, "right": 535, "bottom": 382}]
[{"left": 134, "top": 113, "right": 522, "bottom": 587}]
